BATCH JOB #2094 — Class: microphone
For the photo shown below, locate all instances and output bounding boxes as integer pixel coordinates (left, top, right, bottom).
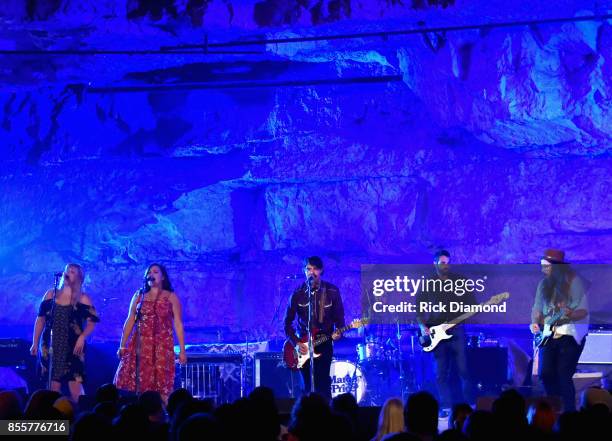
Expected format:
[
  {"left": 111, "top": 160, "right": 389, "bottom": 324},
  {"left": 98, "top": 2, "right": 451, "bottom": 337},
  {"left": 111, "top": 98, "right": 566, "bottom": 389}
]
[
  {"left": 139, "top": 276, "right": 155, "bottom": 293},
  {"left": 306, "top": 275, "right": 315, "bottom": 285},
  {"left": 54, "top": 272, "right": 64, "bottom": 278}
]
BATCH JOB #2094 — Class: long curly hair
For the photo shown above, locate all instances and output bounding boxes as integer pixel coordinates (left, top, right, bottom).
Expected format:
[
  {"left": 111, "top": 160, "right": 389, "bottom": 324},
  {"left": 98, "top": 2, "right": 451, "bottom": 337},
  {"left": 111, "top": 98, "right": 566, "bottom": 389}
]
[{"left": 542, "top": 263, "right": 576, "bottom": 306}]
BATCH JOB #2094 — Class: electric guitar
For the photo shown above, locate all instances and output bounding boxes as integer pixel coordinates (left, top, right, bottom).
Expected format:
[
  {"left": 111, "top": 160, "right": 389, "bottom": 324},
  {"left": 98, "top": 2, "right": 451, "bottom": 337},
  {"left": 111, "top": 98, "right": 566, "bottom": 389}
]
[
  {"left": 419, "top": 292, "right": 510, "bottom": 352},
  {"left": 283, "top": 318, "right": 368, "bottom": 370},
  {"left": 533, "top": 306, "right": 569, "bottom": 348}
]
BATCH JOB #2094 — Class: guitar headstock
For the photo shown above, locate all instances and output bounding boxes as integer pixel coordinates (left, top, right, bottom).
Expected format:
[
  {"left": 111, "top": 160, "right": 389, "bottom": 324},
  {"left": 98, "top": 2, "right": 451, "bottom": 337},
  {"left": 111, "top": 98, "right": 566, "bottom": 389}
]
[
  {"left": 488, "top": 292, "right": 510, "bottom": 304},
  {"left": 350, "top": 318, "right": 369, "bottom": 329}
]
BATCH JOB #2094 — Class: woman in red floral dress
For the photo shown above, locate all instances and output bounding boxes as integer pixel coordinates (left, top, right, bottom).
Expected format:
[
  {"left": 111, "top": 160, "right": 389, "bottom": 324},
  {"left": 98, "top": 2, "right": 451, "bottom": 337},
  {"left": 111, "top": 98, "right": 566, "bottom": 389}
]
[{"left": 114, "top": 263, "right": 187, "bottom": 402}]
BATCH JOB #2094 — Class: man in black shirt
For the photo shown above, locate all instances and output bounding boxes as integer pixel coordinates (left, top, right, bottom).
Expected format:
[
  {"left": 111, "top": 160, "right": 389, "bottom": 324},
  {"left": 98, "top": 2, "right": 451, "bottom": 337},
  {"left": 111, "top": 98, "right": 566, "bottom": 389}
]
[
  {"left": 415, "top": 250, "right": 475, "bottom": 412},
  {"left": 284, "top": 256, "right": 345, "bottom": 400}
]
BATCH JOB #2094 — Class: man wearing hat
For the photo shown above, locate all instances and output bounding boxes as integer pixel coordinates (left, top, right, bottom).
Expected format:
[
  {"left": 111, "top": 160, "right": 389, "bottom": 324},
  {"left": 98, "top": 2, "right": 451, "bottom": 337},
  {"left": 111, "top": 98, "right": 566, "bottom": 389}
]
[{"left": 530, "top": 249, "right": 589, "bottom": 411}]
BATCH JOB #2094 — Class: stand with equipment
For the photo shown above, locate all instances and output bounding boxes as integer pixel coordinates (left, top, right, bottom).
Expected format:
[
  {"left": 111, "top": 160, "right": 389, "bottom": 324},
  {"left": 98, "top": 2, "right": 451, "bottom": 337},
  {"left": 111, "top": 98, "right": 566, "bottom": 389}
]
[
  {"left": 306, "top": 276, "right": 316, "bottom": 394},
  {"left": 47, "top": 272, "right": 62, "bottom": 389},
  {"left": 134, "top": 282, "right": 146, "bottom": 394}
]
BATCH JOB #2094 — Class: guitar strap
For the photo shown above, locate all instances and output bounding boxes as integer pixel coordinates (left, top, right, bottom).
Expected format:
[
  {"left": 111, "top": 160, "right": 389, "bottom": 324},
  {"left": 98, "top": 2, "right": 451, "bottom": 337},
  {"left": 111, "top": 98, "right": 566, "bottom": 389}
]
[{"left": 318, "top": 284, "right": 327, "bottom": 323}]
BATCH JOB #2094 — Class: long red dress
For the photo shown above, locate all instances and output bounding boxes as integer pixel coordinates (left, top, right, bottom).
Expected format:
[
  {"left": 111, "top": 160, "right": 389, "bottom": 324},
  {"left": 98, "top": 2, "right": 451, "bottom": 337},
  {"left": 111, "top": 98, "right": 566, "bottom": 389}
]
[{"left": 114, "top": 293, "right": 175, "bottom": 402}]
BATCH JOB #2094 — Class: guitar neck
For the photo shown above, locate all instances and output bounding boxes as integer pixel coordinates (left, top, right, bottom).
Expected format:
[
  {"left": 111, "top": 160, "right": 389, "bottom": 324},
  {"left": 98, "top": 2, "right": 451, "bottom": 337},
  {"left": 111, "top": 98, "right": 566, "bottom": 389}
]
[
  {"left": 445, "top": 298, "right": 501, "bottom": 329},
  {"left": 445, "top": 312, "right": 475, "bottom": 329},
  {"left": 313, "top": 323, "right": 354, "bottom": 346}
]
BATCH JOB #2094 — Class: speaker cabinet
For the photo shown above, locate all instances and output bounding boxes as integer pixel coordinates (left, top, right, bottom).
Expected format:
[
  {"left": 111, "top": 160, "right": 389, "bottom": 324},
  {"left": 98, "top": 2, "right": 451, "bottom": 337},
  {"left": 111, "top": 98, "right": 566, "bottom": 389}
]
[
  {"left": 254, "top": 352, "right": 301, "bottom": 399},
  {"left": 467, "top": 347, "right": 508, "bottom": 392}
]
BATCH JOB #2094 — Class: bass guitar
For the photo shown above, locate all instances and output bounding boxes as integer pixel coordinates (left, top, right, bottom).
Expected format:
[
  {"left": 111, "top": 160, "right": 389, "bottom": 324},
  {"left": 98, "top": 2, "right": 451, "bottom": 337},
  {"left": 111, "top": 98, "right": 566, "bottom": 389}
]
[{"left": 419, "top": 292, "right": 510, "bottom": 352}]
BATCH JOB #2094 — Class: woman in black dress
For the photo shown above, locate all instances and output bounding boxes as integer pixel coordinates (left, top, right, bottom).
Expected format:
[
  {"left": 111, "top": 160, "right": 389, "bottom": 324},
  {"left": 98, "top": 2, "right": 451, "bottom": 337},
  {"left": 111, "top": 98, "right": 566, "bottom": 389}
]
[{"left": 30, "top": 263, "right": 99, "bottom": 402}]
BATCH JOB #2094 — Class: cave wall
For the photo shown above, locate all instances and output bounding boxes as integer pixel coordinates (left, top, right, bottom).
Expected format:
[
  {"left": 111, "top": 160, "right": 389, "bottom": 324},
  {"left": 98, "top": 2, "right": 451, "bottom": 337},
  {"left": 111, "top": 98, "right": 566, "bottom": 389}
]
[{"left": 1, "top": 0, "right": 610, "bottom": 341}]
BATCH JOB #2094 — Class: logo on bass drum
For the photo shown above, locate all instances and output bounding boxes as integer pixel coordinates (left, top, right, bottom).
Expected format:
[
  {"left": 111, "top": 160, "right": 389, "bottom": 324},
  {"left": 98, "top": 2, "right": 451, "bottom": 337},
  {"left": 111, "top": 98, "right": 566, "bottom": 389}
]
[{"left": 329, "top": 360, "right": 366, "bottom": 403}]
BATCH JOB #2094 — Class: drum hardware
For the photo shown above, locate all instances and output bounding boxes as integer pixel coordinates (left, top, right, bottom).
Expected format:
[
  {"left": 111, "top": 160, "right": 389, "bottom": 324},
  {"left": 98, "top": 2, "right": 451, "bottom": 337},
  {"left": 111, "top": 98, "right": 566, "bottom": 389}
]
[
  {"left": 356, "top": 341, "right": 386, "bottom": 364},
  {"left": 353, "top": 324, "right": 425, "bottom": 405},
  {"left": 467, "top": 333, "right": 501, "bottom": 348},
  {"left": 395, "top": 321, "right": 408, "bottom": 403}
]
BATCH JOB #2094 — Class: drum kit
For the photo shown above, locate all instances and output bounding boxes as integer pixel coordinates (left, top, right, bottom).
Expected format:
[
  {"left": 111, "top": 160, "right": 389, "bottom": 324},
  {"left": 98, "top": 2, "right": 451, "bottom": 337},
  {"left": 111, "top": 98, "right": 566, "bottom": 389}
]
[{"left": 330, "top": 325, "right": 428, "bottom": 406}]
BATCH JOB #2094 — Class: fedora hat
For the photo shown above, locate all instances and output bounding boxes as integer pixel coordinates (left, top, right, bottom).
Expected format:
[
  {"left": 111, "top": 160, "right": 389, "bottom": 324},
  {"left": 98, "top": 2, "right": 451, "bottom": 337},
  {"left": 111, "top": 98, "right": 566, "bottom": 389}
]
[{"left": 542, "top": 249, "right": 566, "bottom": 263}]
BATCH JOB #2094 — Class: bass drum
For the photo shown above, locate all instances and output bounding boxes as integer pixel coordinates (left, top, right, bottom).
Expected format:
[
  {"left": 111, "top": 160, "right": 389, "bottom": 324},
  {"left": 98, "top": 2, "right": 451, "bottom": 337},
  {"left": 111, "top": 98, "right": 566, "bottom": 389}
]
[{"left": 329, "top": 360, "right": 367, "bottom": 403}]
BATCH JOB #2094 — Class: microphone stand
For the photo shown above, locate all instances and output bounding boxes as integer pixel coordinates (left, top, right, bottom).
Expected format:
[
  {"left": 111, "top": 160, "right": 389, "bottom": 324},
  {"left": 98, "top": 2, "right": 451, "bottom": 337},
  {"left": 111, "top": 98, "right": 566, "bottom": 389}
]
[
  {"left": 396, "top": 320, "right": 406, "bottom": 403},
  {"left": 270, "top": 276, "right": 293, "bottom": 332},
  {"left": 47, "top": 273, "right": 61, "bottom": 390},
  {"left": 134, "top": 285, "right": 146, "bottom": 395},
  {"left": 306, "top": 278, "right": 316, "bottom": 394}
]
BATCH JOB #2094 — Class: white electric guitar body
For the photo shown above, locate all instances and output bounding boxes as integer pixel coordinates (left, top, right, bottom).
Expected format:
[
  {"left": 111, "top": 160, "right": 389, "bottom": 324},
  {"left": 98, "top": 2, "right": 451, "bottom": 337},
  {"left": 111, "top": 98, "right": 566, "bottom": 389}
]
[
  {"left": 419, "top": 292, "right": 510, "bottom": 352},
  {"left": 421, "top": 324, "right": 454, "bottom": 352}
]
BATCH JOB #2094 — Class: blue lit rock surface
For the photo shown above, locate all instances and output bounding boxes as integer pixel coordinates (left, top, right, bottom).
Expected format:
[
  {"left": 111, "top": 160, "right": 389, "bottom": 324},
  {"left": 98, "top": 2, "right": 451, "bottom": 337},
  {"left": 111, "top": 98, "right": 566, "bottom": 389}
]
[{"left": 0, "top": 1, "right": 610, "bottom": 339}]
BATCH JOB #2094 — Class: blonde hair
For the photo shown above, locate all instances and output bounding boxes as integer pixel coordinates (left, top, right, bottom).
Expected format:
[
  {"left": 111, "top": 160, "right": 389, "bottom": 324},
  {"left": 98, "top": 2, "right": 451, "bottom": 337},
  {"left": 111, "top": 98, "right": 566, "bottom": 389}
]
[
  {"left": 60, "top": 263, "right": 85, "bottom": 305},
  {"left": 374, "top": 397, "right": 404, "bottom": 441}
]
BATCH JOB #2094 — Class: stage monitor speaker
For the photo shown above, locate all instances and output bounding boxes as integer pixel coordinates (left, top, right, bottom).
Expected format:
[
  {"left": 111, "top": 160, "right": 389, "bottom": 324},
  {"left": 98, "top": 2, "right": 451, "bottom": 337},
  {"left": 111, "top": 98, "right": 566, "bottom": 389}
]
[
  {"left": 254, "top": 352, "right": 301, "bottom": 399},
  {"left": 573, "top": 372, "right": 603, "bottom": 400},
  {"left": 0, "top": 367, "right": 28, "bottom": 391}
]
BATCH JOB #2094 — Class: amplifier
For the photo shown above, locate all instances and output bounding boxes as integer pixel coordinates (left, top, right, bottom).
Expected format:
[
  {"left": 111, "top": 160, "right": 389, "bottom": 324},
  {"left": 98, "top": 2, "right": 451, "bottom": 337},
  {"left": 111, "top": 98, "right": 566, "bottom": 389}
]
[
  {"left": 467, "top": 347, "right": 508, "bottom": 388},
  {"left": 0, "top": 339, "right": 36, "bottom": 393},
  {"left": 579, "top": 333, "right": 612, "bottom": 364},
  {"left": 0, "top": 338, "right": 30, "bottom": 366},
  {"left": 254, "top": 352, "right": 300, "bottom": 399}
]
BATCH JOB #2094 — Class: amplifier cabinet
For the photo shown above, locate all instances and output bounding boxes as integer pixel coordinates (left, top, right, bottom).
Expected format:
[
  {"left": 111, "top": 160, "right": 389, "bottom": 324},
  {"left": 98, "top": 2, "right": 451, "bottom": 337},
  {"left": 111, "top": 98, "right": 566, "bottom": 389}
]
[
  {"left": 253, "top": 352, "right": 301, "bottom": 399},
  {"left": 579, "top": 333, "right": 612, "bottom": 364}
]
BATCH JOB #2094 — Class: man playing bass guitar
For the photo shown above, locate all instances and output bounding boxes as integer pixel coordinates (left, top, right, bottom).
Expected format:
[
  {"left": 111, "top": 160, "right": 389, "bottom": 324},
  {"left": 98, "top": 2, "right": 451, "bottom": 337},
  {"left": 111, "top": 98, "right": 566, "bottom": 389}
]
[{"left": 415, "top": 250, "right": 477, "bottom": 413}]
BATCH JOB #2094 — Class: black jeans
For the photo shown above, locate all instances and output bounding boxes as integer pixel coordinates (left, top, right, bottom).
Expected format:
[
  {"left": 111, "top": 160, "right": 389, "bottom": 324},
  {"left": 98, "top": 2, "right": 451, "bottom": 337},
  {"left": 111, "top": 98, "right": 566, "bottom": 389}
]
[
  {"left": 539, "top": 335, "right": 585, "bottom": 412},
  {"left": 432, "top": 327, "right": 472, "bottom": 408},
  {"left": 300, "top": 340, "right": 333, "bottom": 401}
]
